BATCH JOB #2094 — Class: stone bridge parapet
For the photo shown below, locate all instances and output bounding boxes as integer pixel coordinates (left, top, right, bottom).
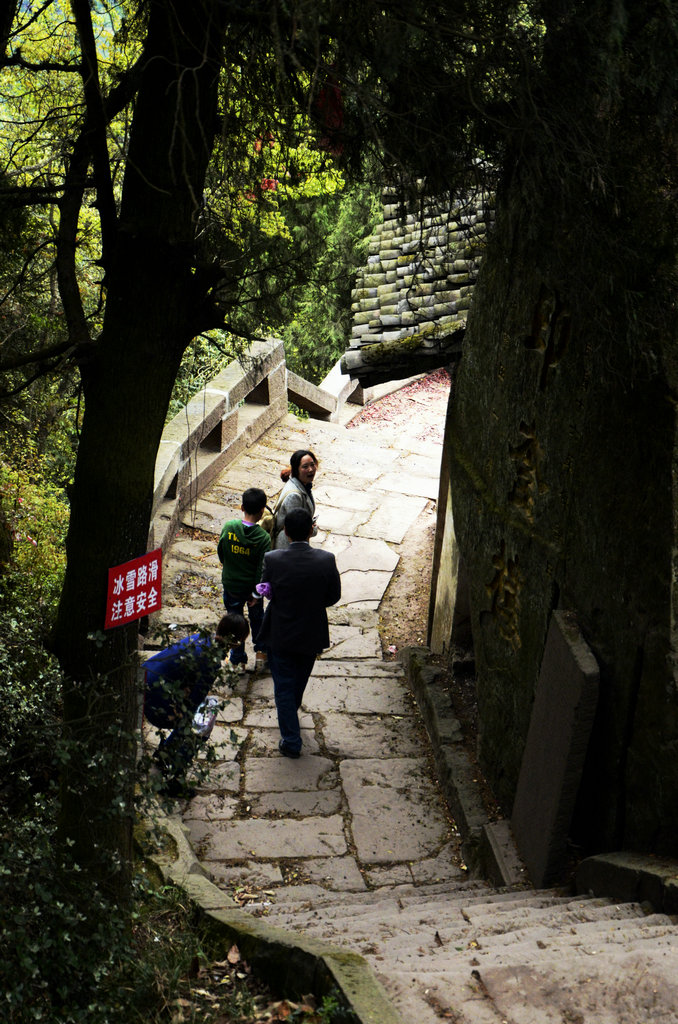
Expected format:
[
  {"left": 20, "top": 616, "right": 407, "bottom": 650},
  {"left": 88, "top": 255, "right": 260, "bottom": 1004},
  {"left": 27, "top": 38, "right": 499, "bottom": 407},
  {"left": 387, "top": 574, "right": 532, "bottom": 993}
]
[{"left": 149, "top": 337, "right": 368, "bottom": 553}]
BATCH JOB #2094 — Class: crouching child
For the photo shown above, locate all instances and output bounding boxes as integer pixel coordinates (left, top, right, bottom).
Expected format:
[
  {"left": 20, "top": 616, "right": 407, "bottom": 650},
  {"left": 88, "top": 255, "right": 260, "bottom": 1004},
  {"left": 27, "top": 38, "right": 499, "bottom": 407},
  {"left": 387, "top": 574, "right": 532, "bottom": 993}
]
[{"left": 143, "top": 613, "right": 248, "bottom": 797}]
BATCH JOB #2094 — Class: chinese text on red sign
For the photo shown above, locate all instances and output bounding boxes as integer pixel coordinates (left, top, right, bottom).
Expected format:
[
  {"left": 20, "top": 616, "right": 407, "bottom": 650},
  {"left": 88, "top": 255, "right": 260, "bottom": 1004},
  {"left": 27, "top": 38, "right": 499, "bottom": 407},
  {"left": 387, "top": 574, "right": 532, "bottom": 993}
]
[{"left": 105, "top": 549, "right": 162, "bottom": 629}]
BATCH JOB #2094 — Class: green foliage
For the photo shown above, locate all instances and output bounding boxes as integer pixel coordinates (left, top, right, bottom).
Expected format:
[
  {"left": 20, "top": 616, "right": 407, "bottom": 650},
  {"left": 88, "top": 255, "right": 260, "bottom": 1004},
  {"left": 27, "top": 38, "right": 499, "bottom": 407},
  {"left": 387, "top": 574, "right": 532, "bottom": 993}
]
[
  {"left": 0, "top": 192, "right": 81, "bottom": 485},
  {"left": 0, "top": 462, "right": 102, "bottom": 1023},
  {"left": 168, "top": 178, "right": 382, "bottom": 407},
  {"left": 0, "top": 458, "right": 68, "bottom": 813},
  {"left": 0, "top": 456, "right": 68, "bottom": 605},
  {"left": 0, "top": 456, "right": 61, "bottom": 823},
  {"left": 0, "top": 816, "right": 129, "bottom": 1023},
  {"left": 0, "top": 1, "right": 129, "bottom": 473},
  {"left": 281, "top": 181, "right": 381, "bottom": 383},
  {"left": 0, "top": 465, "right": 209, "bottom": 1021}
]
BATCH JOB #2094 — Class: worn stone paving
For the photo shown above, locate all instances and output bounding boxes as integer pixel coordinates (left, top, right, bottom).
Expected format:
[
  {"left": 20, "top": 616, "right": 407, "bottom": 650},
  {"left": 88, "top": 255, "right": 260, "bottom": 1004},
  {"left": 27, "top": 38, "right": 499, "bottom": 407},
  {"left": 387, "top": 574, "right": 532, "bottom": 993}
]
[
  {"left": 146, "top": 394, "right": 463, "bottom": 903},
  {"left": 147, "top": 391, "right": 678, "bottom": 1024}
]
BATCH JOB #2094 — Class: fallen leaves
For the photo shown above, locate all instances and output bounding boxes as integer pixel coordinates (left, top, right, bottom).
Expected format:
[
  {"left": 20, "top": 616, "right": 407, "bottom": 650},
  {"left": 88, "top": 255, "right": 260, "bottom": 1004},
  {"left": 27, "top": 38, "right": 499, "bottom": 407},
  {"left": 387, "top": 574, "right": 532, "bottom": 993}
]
[
  {"left": 346, "top": 368, "right": 450, "bottom": 445},
  {"left": 169, "top": 943, "right": 334, "bottom": 1023},
  {"left": 230, "top": 885, "right": 277, "bottom": 908}
]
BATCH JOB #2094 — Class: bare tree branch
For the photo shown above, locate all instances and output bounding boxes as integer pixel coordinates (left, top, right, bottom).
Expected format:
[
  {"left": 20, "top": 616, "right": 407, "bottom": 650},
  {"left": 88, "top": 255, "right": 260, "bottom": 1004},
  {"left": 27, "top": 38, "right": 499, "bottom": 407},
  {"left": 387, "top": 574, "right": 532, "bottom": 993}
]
[
  {"left": 6, "top": 0, "right": 55, "bottom": 48},
  {"left": 2, "top": 53, "right": 81, "bottom": 73},
  {"left": 70, "top": 0, "right": 118, "bottom": 261},
  {"left": 0, "top": 338, "right": 76, "bottom": 374}
]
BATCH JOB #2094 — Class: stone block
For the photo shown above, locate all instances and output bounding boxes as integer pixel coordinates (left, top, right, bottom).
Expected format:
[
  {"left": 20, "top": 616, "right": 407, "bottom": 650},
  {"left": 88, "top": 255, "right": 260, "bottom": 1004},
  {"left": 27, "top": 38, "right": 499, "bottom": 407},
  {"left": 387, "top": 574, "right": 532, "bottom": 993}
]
[
  {"left": 202, "top": 816, "right": 347, "bottom": 861},
  {"left": 479, "top": 820, "right": 527, "bottom": 888},
  {"left": 511, "top": 611, "right": 599, "bottom": 887},
  {"left": 297, "top": 857, "right": 367, "bottom": 892},
  {"left": 322, "top": 712, "right": 422, "bottom": 758},
  {"left": 286, "top": 369, "right": 336, "bottom": 419},
  {"left": 575, "top": 851, "right": 678, "bottom": 913},
  {"left": 209, "top": 338, "right": 284, "bottom": 408},
  {"left": 429, "top": 467, "right": 471, "bottom": 655},
  {"left": 267, "top": 361, "right": 286, "bottom": 401},
  {"left": 335, "top": 571, "right": 392, "bottom": 610},
  {"left": 162, "top": 391, "right": 225, "bottom": 457},
  {"left": 353, "top": 310, "right": 375, "bottom": 326},
  {"left": 304, "top": 673, "right": 412, "bottom": 715},
  {"left": 250, "top": 789, "right": 342, "bottom": 817},
  {"left": 340, "top": 757, "right": 449, "bottom": 864},
  {"left": 153, "top": 439, "right": 181, "bottom": 507},
  {"left": 217, "top": 407, "right": 239, "bottom": 449}
]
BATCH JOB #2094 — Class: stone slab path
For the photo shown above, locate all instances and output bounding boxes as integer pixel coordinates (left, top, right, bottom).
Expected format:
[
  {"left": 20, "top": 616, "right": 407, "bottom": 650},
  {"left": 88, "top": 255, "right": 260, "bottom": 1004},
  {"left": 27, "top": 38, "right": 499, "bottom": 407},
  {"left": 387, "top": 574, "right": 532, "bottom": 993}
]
[
  {"left": 147, "top": 392, "right": 463, "bottom": 898},
  {"left": 146, "top": 385, "right": 678, "bottom": 1024}
]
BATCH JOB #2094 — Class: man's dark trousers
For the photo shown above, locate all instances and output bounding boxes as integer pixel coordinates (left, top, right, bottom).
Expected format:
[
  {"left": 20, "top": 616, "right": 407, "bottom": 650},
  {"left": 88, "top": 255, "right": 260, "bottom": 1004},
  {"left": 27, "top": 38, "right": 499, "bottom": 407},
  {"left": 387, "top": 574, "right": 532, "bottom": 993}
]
[
  {"left": 268, "top": 649, "right": 316, "bottom": 753},
  {"left": 257, "top": 539, "right": 341, "bottom": 755}
]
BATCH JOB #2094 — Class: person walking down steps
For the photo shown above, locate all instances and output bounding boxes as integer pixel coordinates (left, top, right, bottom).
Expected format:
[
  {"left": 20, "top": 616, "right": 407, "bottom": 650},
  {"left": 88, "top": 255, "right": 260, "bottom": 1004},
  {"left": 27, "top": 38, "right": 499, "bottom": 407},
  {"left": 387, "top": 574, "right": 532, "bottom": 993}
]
[
  {"left": 257, "top": 507, "right": 341, "bottom": 758},
  {"left": 217, "top": 487, "right": 271, "bottom": 673}
]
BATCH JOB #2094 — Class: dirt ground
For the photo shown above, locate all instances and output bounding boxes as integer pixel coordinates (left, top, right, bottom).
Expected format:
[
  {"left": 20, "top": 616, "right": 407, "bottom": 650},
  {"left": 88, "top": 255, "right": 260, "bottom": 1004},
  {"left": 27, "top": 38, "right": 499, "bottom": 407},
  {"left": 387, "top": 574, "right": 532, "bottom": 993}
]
[{"left": 345, "top": 369, "right": 449, "bottom": 656}]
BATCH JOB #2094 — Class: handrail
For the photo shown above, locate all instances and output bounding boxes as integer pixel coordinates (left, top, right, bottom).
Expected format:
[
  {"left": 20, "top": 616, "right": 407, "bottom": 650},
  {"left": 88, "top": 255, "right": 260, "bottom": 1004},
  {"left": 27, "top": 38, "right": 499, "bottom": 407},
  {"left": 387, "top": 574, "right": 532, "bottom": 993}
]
[{"left": 148, "top": 338, "right": 366, "bottom": 553}]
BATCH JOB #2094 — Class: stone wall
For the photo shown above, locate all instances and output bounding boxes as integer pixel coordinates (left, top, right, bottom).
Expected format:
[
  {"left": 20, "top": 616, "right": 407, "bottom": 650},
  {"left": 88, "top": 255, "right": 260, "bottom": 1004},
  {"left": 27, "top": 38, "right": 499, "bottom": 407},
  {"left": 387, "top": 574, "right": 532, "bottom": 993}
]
[
  {"left": 341, "top": 189, "right": 492, "bottom": 387},
  {"left": 446, "top": 197, "right": 678, "bottom": 856}
]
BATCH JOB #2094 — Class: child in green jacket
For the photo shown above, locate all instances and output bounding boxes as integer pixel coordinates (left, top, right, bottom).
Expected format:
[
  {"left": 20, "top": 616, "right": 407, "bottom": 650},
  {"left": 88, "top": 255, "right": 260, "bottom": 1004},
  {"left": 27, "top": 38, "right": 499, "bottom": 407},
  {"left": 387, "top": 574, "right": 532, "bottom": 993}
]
[{"left": 217, "top": 487, "right": 270, "bottom": 672}]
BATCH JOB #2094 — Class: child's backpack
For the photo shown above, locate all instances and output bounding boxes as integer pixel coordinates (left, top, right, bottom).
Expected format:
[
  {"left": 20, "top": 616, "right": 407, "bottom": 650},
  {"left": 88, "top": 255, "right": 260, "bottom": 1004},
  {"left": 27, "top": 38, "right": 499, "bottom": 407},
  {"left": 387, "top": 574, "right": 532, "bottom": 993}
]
[{"left": 259, "top": 504, "right": 276, "bottom": 539}]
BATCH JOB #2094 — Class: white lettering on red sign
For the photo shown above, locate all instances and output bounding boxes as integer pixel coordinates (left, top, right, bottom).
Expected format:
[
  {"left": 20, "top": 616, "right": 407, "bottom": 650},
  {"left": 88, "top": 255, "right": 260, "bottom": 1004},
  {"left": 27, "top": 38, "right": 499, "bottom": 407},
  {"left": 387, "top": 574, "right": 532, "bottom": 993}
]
[{"left": 105, "top": 548, "right": 163, "bottom": 629}]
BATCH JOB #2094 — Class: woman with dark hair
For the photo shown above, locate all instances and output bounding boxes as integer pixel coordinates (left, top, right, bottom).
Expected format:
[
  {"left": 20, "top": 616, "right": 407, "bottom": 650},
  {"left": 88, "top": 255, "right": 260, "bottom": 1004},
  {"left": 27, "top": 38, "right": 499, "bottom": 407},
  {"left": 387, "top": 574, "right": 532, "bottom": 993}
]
[{"left": 272, "top": 449, "right": 319, "bottom": 550}]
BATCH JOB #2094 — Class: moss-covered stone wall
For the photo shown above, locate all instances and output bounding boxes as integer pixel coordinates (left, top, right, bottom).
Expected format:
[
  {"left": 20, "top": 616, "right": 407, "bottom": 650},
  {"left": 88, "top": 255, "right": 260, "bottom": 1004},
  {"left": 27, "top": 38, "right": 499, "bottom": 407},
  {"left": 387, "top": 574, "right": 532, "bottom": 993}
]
[
  {"left": 448, "top": 188, "right": 678, "bottom": 856},
  {"left": 444, "top": 0, "right": 678, "bottom": 859}
]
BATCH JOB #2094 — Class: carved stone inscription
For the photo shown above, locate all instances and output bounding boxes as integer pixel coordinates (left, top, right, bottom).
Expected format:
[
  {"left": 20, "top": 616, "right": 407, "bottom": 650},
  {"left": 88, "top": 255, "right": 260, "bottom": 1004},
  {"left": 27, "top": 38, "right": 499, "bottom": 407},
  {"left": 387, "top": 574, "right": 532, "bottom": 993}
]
[
  {"left": 485, "top": 540, "right": 523, "bottom": 650},
  {"left": 509, "top": 419, "right": 548, "bottom": 524},
  {"left": 523, "top": 287, "right": 572, "bottom": 391}
]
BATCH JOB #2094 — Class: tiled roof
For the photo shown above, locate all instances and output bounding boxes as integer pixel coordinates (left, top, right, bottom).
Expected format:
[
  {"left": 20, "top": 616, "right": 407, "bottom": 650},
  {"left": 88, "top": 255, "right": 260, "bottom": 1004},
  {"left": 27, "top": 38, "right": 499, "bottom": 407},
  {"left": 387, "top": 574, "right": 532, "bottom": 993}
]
[{"left": 341, "top": 188, "right": 493, "bottom": 387}]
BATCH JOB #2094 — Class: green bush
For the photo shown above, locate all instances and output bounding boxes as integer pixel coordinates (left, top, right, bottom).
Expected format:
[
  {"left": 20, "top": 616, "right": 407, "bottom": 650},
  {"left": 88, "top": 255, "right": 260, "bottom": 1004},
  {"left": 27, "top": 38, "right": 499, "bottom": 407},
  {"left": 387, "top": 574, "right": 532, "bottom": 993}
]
[
  {"left": 0, "top": 817, "right": 127, "bottom": 1023},
  {"left": 0, "top": 460, "right": 120, "bottom": 1023},
  {"left": 0, "top": 463, "right": 235, "bottom": 1023},
  {"left": 0, "top": 460, "right": 67, "bottom": 810}
]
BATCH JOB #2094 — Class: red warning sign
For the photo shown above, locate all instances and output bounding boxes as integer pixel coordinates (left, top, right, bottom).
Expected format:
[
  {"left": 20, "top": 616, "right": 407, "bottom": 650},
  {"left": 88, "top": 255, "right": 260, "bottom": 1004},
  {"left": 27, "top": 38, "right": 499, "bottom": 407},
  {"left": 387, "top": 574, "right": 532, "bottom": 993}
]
[{"left": 104, "top": 548, "right": 162, "bottom": 629}]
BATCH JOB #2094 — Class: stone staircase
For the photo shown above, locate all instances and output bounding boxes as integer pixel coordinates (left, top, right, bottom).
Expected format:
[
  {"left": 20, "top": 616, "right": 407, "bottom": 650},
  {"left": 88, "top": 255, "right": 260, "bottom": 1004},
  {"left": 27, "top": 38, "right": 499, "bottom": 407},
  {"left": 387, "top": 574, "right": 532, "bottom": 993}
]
[
  {"left": 152, "top": 390, "right": 678, "bottom": 1024},
  {"left": 258, "top": 880, "right": 678, "bottom": 1022}
]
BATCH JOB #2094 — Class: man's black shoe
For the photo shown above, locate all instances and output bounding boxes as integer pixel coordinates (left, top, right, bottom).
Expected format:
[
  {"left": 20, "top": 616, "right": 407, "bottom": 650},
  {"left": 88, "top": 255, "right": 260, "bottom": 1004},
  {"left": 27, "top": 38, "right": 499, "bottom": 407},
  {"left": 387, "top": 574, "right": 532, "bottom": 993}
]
[
  {"left": 159, "top": 777, "right": 197, "bottom": 799},
  {"left": 278, "top": 739, "right": 300, "bottom": 759}
]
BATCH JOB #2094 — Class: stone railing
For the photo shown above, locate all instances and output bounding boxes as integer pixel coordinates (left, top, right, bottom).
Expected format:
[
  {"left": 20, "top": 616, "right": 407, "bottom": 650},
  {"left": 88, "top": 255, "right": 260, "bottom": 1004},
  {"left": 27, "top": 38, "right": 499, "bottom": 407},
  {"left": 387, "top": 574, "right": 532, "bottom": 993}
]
[{"left": 148, "top": 337, "right": 369, "bottom": 553}]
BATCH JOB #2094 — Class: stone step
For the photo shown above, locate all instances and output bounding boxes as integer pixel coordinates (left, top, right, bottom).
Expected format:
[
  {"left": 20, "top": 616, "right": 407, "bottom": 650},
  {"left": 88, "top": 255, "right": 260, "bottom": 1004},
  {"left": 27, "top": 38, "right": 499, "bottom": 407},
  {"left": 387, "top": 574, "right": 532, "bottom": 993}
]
[
  {"left": 263, "top": 881, "right": 589, "bottom": 918},
  {"left": 260, "top": 886, "right": 678, "bottom": 1024},
  {"left": 264, "top": 889, "right": 665, "bottom": 951},
  {"left": 376, "top": 971, "right": 503, "bottom": 1024},
  {"left": 365, "top": 915, "right": 676, "bottom": 969},
  {"left": 381, "top": 936, "right": 678, "bottom": 1024},
  {"left": 264, "top": 877, "right": 487, "bottom": 912}
]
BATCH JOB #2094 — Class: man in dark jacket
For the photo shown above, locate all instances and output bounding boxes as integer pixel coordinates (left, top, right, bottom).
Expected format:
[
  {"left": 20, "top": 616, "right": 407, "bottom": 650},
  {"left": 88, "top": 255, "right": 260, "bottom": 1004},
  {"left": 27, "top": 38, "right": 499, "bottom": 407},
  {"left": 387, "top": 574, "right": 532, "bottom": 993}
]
[{"left": 257, "top": 507, "right": 341, "bottom": 757}]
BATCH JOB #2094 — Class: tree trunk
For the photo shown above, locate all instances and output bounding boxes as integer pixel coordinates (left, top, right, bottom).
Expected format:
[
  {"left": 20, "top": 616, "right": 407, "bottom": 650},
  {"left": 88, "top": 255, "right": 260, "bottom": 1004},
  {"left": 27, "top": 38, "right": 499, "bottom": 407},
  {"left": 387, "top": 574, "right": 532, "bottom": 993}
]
[{"left": 53, "top": 0, "right": 227, "bottom": 903}]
